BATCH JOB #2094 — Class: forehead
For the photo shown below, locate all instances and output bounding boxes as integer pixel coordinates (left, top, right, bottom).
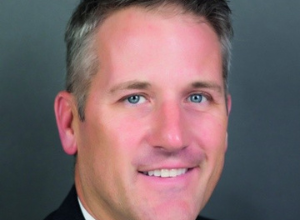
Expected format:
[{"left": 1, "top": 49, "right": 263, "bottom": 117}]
[
  {"left": 98, "top": 5, "right": 212, "bottom": 43},
  {"left": 92, "top": 6, "right": 223, "bottom": 89}
]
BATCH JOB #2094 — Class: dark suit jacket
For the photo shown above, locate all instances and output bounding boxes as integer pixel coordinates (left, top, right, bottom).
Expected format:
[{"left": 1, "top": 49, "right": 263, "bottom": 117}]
[{"left": 44, "top": 185, "right": 214, "bottom": 220}]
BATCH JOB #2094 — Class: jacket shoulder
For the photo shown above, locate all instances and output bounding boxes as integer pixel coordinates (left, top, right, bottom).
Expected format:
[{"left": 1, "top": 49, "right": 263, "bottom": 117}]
[
  {"left": 197, "top": 216, "right": 216, "bottom": 220},
  {"left": 43, "top": 185, "right": 84, "bottom": 220},
  {"left": 44, "top": 211, "right": 58, "bottom": 220}
]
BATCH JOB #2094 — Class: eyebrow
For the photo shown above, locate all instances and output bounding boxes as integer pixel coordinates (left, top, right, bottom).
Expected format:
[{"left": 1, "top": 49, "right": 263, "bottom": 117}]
[
  {"left": 109, "top": 81, "right": 151, "bottom": 94},
  {"left": 109, "top": 80, "right": 223, "bottom": 94},
  {"left": 191, "top": 81, "right": 223, "bottom": 94}
]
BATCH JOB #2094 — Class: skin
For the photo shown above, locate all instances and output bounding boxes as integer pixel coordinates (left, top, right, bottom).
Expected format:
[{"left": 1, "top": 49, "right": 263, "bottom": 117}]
[{"left": 55, "top": 6, "right": 231, "bottom": 220}]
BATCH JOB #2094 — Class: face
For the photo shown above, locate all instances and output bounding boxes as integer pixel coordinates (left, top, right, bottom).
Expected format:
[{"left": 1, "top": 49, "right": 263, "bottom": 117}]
[{"left": 68, "top": 6, "right": 230, "bottom": 220}]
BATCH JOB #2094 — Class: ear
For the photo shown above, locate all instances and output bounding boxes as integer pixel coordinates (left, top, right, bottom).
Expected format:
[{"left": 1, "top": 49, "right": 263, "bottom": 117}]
[
  {"left": 225, "top": 94, "right": 232, "bottom": 152},
  {"left": 226, "top": 94, "right": 232, "bottom": 115},
  {"left": 225, "top": 132, "right": 229, "bottom": 152},
  {"left": 54, "top": 91, "right": 78, "bottom": 155}
]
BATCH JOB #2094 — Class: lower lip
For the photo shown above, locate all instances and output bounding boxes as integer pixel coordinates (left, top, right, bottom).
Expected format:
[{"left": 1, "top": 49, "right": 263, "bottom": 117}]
[{"left": 138, "top": 167, "right": 199, "bottom": 188}]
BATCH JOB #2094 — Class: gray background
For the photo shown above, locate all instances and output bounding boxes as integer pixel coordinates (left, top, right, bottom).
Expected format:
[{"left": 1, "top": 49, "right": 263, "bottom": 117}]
[{"left": 0, "top": 1, "right": 299, "bottom": 220}]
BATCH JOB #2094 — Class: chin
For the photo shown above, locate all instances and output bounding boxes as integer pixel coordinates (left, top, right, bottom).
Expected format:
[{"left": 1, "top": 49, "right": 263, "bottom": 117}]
[{"left": 136, "top": 199, "right": 201, "bottom": 220}]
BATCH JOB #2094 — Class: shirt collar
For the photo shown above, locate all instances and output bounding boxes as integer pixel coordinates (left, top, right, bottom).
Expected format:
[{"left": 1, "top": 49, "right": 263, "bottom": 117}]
[{"left": 78, "top": 197, "right": 96, "bottom": 220}]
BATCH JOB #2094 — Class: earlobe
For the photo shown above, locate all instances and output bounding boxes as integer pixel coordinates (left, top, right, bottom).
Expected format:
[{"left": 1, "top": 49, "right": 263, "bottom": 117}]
[{"left": 54, "top": 91, "right": 78, "bottom": 155}]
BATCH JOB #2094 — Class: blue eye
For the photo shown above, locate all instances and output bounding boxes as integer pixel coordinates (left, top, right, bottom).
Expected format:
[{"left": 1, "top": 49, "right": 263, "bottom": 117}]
[
  {"left": 188, "top": 94, "right": 207, "bottom": 103},
  {"left": 126, "top": 95, "right": 146, "bottom": 104}
]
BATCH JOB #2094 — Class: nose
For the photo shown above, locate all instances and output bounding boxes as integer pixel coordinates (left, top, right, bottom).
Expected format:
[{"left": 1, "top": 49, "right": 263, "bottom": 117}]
[{"left": 147, "top": 101, "right": 188, "bottom": 152}]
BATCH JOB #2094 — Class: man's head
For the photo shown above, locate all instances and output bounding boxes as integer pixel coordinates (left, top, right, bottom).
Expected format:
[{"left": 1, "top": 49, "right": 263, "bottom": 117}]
[
  {"left": 54, "top": 1, "right": 233, "bottom": 220},
  {"left": 64, "top": 0, "right": 233, "bottom": 121}
]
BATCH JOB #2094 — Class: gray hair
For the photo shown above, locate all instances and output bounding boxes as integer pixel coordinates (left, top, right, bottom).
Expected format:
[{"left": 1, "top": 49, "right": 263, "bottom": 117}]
[{"left": 65, "top": 0, "right": 233, "bottom": 120}]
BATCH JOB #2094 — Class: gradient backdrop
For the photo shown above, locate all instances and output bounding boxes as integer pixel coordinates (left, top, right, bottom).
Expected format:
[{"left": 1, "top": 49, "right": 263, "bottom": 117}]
[{"left": 0, "top": 1, "right": 299, "bottom": 219}]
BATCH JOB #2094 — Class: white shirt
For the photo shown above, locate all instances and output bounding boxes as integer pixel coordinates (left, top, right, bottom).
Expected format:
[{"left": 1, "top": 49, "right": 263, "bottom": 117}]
[{"left": 78, "top": 197, "right": 96, "bottom": 220}]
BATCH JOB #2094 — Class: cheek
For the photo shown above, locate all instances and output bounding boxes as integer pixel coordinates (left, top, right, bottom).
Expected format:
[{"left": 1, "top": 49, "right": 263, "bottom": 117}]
[
  {"left": 82, "top": 104, "right": 147, "bottom": 168},
  {"left": 194, "top": 116, "right": 227, "bottom": 199},
  {"left": 77, "top": 113, "right": 121, "bottom": 168},
  {"left": 192, "top": 114, "right": 228, "bottom": 154},
  {"left": 110, "top": 109, "right": 149, "bottom": 143},
  {"left": 78, "top": 119, "right": 135, "bottom": 195},
  {"left": 100, "top": 116, "right": 144, "bottom": 171}
]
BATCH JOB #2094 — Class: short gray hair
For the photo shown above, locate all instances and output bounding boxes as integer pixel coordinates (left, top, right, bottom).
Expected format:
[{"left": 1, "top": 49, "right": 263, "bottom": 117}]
[{"left": 65, "top": 0, "right": 233, "bottom": 120}]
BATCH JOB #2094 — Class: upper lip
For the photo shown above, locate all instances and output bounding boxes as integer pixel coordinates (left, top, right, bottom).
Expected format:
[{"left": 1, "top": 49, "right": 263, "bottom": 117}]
[
  {"left": 136, "top": 153, "right": 205, "bottom": 172},
  {"left": 138, "top": 164, "right": 199, "bottom": 173}
]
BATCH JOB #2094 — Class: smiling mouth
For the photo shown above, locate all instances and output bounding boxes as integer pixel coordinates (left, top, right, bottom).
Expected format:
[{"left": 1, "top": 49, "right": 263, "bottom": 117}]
[{"left": 140, "top": 168, "right": 189, "bottom": 178}]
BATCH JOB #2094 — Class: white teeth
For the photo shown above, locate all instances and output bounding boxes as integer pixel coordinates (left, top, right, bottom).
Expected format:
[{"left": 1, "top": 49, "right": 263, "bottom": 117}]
[
  {"left": 148, "top": 170, "right": 154, "bottom": 176},
  {"left": 154, "top": 170, "right": 161, "bottom": 177},
  {"left": 144, "top": 168, "right": 188, "bottom": 178}
]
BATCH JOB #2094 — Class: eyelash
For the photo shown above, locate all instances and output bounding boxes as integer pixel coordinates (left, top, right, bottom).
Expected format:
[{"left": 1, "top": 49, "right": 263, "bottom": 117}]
[
  {"left": 120, "top": 94, "right": 147, "bottom": 105},
  {"left": 119, "top": 92, "right": 212, "bottom": 105}
]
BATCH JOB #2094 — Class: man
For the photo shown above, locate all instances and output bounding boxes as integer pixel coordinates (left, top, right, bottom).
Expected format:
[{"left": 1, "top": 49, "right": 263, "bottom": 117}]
[{"left": 45, "top": 0, "right": 233, "bottom": 219}]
